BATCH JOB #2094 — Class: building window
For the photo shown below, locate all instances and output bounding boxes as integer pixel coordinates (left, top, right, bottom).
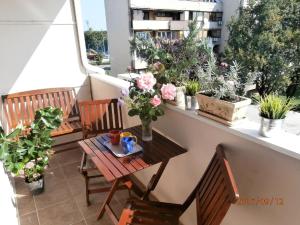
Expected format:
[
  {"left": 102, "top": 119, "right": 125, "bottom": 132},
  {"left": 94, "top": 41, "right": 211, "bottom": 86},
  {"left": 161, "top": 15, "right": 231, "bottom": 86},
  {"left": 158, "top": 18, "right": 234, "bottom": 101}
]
[
  {"left": 209, "top": 12, "right": 223, "bottom": 21},
  {"left": 143, "top": 11, "right": 150, "bottom": 20},
  {"left": 135, "top": 32, "right": 151, "bottom": 40},
  {"left": 208, "top": 29, "right": 221, "bottom": 38},
  {"left": 156, "top": 11, "right": 180, "bottom": 20},
  {"left": 157, "top": 31, "right": 179, "bottom": 40},
  {"left": 80, "top": 0, "right": 110, "bottom": 73},
  {"left": 189, "top": 11, "right": 204, "bottom": 21}
]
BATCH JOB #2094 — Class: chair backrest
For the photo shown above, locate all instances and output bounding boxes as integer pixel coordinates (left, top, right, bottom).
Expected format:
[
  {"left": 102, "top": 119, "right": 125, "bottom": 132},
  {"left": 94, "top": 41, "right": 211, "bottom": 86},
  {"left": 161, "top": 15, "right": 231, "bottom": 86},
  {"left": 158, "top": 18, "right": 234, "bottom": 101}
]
[
  {"left": 78, "top": 99, "right": 123, "bottom": 137},
  {"left": 1, "top": 88, "right": 79, "bottom": 131},
  {"left": 181, "top": 145, "right": 239, "bottom": 225}
]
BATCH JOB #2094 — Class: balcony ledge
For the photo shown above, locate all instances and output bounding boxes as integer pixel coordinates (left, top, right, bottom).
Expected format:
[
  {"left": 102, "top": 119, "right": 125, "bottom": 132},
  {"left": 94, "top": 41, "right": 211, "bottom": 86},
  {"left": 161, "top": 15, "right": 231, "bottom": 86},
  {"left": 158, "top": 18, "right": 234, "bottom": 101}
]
[{"left": 90, "top": 73, "right": 300, "bottom": 161}]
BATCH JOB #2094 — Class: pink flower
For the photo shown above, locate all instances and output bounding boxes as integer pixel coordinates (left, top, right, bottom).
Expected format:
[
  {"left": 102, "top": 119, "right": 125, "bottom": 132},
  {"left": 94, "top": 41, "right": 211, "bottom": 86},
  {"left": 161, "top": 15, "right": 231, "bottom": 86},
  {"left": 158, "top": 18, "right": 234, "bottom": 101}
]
[
  {"left": 136, "top": 72, "right": 156, "bottom": 91},
  {"left": 161, "top": 83, "right": 176, "bottom": 100},
  {"left": 150, "top": 95, "right": 161, "bottom": 107}
]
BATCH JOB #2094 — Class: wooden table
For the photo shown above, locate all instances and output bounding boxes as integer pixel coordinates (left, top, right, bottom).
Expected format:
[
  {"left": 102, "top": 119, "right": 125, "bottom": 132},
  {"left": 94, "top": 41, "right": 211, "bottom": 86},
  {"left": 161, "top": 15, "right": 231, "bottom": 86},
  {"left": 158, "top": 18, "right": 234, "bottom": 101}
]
[{"left": 78, "top": 125, "right": 187, "bottom": 224}]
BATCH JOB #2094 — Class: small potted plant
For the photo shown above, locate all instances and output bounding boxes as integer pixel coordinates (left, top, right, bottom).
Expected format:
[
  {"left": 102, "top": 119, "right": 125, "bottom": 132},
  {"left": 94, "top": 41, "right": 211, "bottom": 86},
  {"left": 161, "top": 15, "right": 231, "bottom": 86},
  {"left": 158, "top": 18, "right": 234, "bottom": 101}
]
[
  {"left": 184, "top": 80, "right": 200, "bottom": 110},
  {"left": 196, "top": 59, "right": 252, "bottom": 122},
  {"left": 259, "top": 95, "right": 294, "bottom": 137},
  {"left": 0, "top": 107, "right": 62, "bottom": 194}
]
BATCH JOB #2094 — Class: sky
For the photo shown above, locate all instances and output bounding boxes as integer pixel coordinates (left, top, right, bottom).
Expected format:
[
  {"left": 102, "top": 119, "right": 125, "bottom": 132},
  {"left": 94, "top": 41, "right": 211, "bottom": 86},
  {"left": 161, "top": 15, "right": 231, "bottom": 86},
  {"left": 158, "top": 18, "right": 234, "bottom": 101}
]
[{"left": 80, "top": 0, "right": 107, "bottom": 31}]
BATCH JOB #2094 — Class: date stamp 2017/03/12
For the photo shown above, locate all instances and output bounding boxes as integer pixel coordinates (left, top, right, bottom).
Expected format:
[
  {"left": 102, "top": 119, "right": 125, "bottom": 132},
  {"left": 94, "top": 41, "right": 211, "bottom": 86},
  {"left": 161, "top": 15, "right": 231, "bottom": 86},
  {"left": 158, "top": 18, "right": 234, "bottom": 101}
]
[{"left": 237, "top": 197, "right": 284, "bottom": 206}]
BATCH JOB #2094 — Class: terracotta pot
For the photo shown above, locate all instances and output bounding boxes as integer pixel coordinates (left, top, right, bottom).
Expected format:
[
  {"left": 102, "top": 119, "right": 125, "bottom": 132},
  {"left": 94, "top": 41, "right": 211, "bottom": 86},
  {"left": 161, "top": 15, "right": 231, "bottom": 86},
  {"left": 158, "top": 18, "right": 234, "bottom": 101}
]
[{"left": 196, "top": 92, "right": 251, "bottom": 121}]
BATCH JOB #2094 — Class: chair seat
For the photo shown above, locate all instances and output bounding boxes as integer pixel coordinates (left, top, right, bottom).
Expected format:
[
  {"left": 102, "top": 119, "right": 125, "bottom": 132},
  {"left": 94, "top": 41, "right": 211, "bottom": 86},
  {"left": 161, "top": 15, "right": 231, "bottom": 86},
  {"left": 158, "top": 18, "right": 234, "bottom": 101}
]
[
  {"left": 51, "top": 121, "right": 82, "bottom": 137},
  {"left": 121, "top": 198, "right": 182, "bottom": 225}
]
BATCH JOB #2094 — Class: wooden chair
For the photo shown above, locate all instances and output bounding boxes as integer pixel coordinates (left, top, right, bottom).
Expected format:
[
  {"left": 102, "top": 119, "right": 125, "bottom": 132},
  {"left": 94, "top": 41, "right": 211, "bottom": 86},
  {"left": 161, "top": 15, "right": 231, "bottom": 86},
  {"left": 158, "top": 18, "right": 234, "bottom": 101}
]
[
  {"left": 118, "top": 145, "right": 239, "bottom": 225},
  {"left": 78, "top": 99, "right": 132, "bottom": 208},
  {"left": 1, "top": 88, "right": 81, "bottom": 143}
]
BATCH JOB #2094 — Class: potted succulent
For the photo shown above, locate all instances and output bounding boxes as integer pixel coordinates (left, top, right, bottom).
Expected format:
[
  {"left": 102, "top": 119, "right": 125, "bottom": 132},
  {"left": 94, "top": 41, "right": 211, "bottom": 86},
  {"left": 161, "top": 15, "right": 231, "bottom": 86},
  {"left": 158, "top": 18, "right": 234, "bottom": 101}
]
[
  {"left": 0, "top": 107, "right": 62, "bottom": 194},
  {"left": 196, "top": 58, "right": 252, "bottom": 122},
  {"left": 184, "top": 80, "right": 201, "bottom": 110},
  {"left": 120, "top": 72, "right": 176, "bottom": 141},
  {"left": 259, "top": 95, "right": 295, "bottom": 137}
]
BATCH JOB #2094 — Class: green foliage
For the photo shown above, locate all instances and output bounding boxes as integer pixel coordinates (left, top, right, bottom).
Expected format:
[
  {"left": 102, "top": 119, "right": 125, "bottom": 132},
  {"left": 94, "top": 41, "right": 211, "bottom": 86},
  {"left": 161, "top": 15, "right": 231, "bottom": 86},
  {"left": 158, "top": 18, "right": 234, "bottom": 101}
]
[
  {"left": 185, "top": 80, "right": 201, "bottom": 96},
  {"left": 0, "top": 107, "right": 63, "bottom": 183},
  {"left": 130, "top": 20, "right": 211, "bottom": 86},
  {"left": 95, "top": 53, "right": 103, "bottom": 65},
  {"left": 126, "top": 84, "right": 164, "bottom": 122},
  {"left": 197, "top": 43, "right": 250, "bottom": 101},
  {"left": 259, "top": 95, "right": 295, "bottom": 119},
  {"left": 225, "top": 0, "right": 300, "bottom": 97},
  {"left": 84, "top": 28, "right": 107, "bottom": 52}
]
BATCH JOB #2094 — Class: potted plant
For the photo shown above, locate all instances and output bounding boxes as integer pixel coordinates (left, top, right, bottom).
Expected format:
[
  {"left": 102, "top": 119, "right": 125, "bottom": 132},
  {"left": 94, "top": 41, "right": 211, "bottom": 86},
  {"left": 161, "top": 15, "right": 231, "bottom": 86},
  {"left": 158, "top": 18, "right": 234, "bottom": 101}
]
[
  {"left": 130, "top": 20, "right": 207, "bottom": 107},
  {"left": 196, "top": 58, "right": 253, "bottom": 122},
  {"left": 184, "top": 80, "right": 200, "bottom": 111},
  {"left": 0, "top": 107, "right": 62, "bottom": 194},
  {"left": 120, "top": 72, "right": 176, "bottom": 141},
  {"left": 259, "top": 95, "right": 294, "bottom": 137}
]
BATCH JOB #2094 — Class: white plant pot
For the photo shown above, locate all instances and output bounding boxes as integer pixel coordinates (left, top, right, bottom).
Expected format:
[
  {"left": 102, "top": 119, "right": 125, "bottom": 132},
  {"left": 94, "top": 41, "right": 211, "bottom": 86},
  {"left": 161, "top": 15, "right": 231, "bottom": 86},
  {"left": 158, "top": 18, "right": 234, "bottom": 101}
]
[
  {"left": 196, "top": 92, "right": 251, "bottom": 121},
  {"left": 259, "top": 117, "right": 284, "bottom": 138},
  {"left": 166, "top": 86, "right": 186, "bottom": 107}
]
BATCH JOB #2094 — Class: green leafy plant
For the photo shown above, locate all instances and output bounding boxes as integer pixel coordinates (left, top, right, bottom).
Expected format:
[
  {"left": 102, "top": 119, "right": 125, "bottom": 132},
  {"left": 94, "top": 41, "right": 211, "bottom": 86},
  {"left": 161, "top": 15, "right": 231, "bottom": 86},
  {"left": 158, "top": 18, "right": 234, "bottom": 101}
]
[
  {"left": 185, "top": 80, "right": 201, "bottom": 96},
  {"left": 198, "top": 52, "right": 248, "bottom": 101},
  {"left": 259, "top": 95, "right": 295, "bottom": 119},
  {"left": 130, "top": 20, "right": 211, "bottom": 86},
  {"left": 0, "top": 107, "right": 63, "bottom": 183}
]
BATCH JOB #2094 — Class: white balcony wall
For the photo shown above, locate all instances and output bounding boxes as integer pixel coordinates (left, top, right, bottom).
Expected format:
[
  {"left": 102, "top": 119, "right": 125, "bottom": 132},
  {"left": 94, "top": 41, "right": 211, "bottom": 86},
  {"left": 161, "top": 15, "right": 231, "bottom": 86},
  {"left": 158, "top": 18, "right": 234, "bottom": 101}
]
[
  {"left": 90, "top": 74, "right": 300, "bottom": 225},
  {"left": 0, "top": 0, "right": 90, "bottom": 97},
  {"left": 169, "top": 21, "right": 189, "bottom": 31},
  {"left": 132, "top": 20, "right": 170, "bottom": 30},
  {"left": 203, "top": 21, "right": 223, "bottom": 29},
  {"left": 130, "top": 0, "right": 223, "bottom": 12},
  {"left": 0, "top": 0, "right": 91, "bottom": 223}
]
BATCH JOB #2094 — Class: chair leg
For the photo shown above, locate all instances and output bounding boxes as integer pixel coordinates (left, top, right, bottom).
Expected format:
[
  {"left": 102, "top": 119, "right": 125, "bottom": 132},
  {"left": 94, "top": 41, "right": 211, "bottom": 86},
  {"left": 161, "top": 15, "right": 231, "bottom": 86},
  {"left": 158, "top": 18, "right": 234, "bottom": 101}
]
[
  {"left": 83, "top": 171, "right": 91, "bottom": 206},
  {"left": 97, "top": 178, "right": 120, "bottom": 220}
]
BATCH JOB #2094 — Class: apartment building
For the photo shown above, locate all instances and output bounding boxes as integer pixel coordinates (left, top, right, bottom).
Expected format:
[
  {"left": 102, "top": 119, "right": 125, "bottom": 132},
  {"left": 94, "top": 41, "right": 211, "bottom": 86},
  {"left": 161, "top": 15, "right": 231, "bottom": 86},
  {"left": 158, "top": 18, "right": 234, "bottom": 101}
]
[{"left": 105, "top": 0, "right": 242, "bottom": 76}]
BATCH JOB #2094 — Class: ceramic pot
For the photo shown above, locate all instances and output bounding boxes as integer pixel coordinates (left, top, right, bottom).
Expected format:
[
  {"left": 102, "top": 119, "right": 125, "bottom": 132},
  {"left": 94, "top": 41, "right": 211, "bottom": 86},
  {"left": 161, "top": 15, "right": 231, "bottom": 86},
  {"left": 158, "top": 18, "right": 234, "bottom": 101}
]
[
  {"left": 185, "top": 95, "right": 197, "bottom": 111},
  {"left": 259, "top": 117, "right": 283, "bottom": 138},
  {"left": 26, "top": 176, "right": 44, "bottom": 195}
]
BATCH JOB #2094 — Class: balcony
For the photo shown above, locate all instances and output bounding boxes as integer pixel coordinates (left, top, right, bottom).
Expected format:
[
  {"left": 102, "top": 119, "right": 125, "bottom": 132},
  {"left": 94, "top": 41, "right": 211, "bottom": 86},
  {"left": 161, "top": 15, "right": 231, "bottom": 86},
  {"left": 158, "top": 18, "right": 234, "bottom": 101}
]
[
  {"left": 132, "top": 20, "right": 169, "bottom": 30},
  {"left": 169, "top": 20, "right": 189, "bottom": 31},
  {"left": 130, "top": 0, "right": 223, "bottom": 12},
  {"left": 1, "top": 1, "right": 300, "bottom": 225}
]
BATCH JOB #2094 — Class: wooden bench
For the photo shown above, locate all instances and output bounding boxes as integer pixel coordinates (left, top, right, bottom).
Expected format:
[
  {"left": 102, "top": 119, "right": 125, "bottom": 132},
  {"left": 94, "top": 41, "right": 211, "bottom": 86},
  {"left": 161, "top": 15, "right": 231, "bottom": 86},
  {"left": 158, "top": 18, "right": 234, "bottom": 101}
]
[{"left": 1, "top": 87, "right": 82, "bottom": 142}]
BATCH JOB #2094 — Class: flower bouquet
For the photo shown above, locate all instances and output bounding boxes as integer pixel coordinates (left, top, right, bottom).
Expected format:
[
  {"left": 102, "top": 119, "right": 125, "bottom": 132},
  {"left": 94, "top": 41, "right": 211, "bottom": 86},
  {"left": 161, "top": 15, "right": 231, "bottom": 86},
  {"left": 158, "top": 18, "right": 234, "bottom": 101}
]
[{"left": 121, "top": 72, "right": 176, "bottom": 141}]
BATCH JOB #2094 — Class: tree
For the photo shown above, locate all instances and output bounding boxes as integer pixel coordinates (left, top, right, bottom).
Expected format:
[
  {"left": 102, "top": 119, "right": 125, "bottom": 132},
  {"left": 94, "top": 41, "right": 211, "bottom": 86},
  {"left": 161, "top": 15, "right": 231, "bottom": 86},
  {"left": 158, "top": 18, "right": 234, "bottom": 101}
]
[
  {"left": 84, "top": 28, "right": 107, "bottom": 52},
  {"left": 225, "top": 0, "right": 300, "bottom": 97}
]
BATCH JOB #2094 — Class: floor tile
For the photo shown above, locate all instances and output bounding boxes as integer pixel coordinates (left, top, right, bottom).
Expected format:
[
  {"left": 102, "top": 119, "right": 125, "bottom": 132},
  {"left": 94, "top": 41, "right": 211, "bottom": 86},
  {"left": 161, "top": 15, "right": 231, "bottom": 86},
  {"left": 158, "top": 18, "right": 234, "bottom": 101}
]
[
  {"left": 85, "top": 214, "right": 114, "bottom": 225},
  {"left": 16, "top": 194, "right": 36, "bottom": 216},
  {"left": 62, "top": 162, "right": 82, "bottom": 179},
  {"left": 55, "top": 149, "right": 83, "bottom": 166},
  {"left": 74, "top": 192, "right": 109, "bottom": 219},
  {"left": 71, "top": 221, "right": 86, "bottom": 225},
  {"left": 19, "top": 212, "right": 39, "bottom": 225},
  {"left": 38, "top": 199, "right": 83, "bottom": 225},
  {"left": 67, "top": 175, "right": 86, "bottom": 196},
  {"left": 34, "top": 180, "right": 72, "bottom": 210}
]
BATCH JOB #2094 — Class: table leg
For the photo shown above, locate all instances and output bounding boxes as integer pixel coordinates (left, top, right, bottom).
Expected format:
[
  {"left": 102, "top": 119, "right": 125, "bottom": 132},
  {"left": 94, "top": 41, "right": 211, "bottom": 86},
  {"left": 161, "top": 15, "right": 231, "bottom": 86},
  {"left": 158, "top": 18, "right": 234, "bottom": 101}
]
[
  {"left": 142, "top": 160, "right": 169, "bottom": 200},
  {"left": 97, "top": 178, "right": 121, "bottom": 220},
  {"left": 79, "top": 152, "right": 87, "bottom": 174}
]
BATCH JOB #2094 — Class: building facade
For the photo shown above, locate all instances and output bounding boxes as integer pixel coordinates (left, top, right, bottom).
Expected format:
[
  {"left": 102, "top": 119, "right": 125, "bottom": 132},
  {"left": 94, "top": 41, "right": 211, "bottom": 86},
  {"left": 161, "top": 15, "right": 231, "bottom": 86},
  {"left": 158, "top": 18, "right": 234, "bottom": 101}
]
[{"left": 105, "top": 0, "right": 242, "bottom": 76}]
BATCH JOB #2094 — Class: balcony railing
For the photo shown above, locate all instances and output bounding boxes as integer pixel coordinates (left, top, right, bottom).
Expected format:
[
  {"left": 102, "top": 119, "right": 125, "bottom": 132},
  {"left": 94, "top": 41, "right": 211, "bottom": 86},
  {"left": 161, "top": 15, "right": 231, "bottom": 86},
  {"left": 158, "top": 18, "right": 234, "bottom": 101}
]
[{"left": 132, "top": 20, "right": 169, "bottom": 30}]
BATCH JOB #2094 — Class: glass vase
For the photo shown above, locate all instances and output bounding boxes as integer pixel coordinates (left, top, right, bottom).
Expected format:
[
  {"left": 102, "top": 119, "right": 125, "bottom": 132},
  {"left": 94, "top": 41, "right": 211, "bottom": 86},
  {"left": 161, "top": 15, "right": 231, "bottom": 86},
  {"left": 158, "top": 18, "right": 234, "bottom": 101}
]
[{"left": 141, "top": 119, "right": 152, "bottom": 141}]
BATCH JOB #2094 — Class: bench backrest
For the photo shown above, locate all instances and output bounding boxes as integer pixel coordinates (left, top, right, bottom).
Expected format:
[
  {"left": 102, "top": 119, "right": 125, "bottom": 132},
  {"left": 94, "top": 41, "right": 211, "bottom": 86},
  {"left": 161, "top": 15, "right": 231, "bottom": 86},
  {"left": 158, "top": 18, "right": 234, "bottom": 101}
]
[{"left": 1, "top": 87, "right": 79, "bottom": 131}]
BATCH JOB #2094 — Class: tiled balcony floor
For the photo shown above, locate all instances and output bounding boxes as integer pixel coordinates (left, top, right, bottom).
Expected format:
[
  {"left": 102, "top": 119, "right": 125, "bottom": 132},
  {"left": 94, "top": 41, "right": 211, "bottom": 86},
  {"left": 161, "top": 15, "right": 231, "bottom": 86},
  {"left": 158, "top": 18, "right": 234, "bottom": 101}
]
[{"left": 15, "top": 144, "right": 130, "bottom": 225}]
